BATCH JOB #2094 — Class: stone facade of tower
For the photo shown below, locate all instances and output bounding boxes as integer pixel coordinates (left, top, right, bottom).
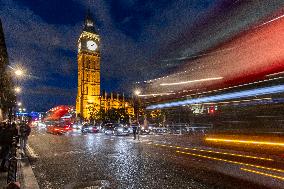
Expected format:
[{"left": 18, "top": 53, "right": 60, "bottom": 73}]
[
  {"left": 76, "top": 11, "right": 101, "bottom": 119},
  {"left": 76, "top": 12, "right": 133, "bottom": 120}
]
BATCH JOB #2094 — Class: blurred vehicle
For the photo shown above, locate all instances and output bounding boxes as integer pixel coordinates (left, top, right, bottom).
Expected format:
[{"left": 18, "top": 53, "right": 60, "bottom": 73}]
[
  {"left": 140, "top": 126, "right": 150, "bottom": 135},
  {"left": 46, "top": 123, "right": 72, "bottom": 135},
  {"left": 72, "top": 122, "right": 83, "bottom": 131},
  {"left": 168, "top": 126, "right": 187, "bottom": 134},
  {"left": 152, "top": 127, "right": 168, "bottom": 135},
  {"left": 113, "top": 124, "right": 130, "bottom": 136},
  {"left": 102, "top": 123, "right": 115, "bottom": 135},
  {"left": 81, "top": 123, "right": 99, "bottom": 133}
]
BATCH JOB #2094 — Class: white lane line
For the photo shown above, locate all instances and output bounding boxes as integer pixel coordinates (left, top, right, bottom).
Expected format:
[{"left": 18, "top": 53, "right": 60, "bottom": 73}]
[{"left": 27, "top": 145, "right": 39, "bottom": 158}]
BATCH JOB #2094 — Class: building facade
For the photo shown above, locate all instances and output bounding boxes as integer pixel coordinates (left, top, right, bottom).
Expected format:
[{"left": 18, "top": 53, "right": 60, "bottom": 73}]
[
  {"left": 76, "top": 12, "right": 133, "bottom": 119},
  {"left": 0, "top": 18, "right": 16, "bottom": 121}
]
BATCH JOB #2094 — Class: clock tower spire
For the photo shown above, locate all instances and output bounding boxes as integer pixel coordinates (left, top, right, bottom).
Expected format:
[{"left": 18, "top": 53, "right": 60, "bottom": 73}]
[
  {"left": 83, "top": 9, "right": 97, "bottom": 33},
  {"left": 76, "top": 10, "right": 101, "bottom": 120}
]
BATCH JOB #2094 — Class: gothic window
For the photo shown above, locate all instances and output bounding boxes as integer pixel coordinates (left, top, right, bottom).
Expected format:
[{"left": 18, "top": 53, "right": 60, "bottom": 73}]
[{"left": 84, "top": 85, "right": 88, "bottom": 94}]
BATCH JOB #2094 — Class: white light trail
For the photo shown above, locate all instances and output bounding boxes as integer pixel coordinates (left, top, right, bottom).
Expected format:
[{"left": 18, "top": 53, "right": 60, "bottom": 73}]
[
  {"left": 138, "top": 92, "right": 175, "bottom": 97},
  {"left": 266, "top": 71, "right": 284, "bottom": 77},
  {"left": 147, "top": 85, "right": 284, "bottom": 109},
  {"left": 257, "top": 14, "right": 284, "bottom": 28},
  {"left": 160, "top": 77, "right": 223, "bottom": 86}
]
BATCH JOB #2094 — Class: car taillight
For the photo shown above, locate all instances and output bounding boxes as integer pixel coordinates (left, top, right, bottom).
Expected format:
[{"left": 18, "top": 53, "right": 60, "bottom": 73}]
[{"left": 64, "top": 126, "right": 70, "bottom": 130}]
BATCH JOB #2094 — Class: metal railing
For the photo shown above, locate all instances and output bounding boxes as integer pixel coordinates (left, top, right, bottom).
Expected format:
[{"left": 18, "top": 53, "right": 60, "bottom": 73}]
[{"left": 7, "top": 137, "right": 18, "bottom": 184}]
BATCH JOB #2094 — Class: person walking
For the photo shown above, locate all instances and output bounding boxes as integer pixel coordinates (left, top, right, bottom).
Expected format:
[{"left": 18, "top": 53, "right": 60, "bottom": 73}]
[
  {"left": 19, "top": 122, "right": 31, "bottom": 156},
  {"left": 132, "top": 124, "right": 137, "bottom": 140}
]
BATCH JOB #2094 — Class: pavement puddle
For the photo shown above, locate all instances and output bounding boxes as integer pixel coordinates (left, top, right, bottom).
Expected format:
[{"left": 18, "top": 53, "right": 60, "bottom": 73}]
[
  {"left": 64, "top": 180, "right": 110, "bottom": 189},
  {"left": 107, "top": 153, "right": 120, "bottom": 158},
  {"left": 54, "top": 150, "right": 85, "bottom": 156}
]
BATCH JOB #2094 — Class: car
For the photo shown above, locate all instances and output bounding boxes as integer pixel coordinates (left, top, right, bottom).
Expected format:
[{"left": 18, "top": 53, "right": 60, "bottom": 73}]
[
  {"left": 72, "top": 122, "right": 83, "bottom": 130},
  {"left": 102, "top": 123, "right": 115, "bottom": 135},
  {"left": 168, "top": 126, "right": 187, "bottom": 134},
  {"left": 81, "top": 124, "right": 99, "bottom": 133},
  {"left": 113, "top": 125, "right": 130, "bottom": 136},
  {"left": 152, "top": 127, "right": 168, "bottom": 135},
  {"left": 140, "top": 126, "right": 150, "bottom": 135}
]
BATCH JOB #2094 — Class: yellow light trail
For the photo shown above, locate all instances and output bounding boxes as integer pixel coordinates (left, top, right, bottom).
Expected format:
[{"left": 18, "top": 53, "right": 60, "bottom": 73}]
[
  {"left": 160, "top": 77, "right": 223, "bottom": 86},
  {"left": 205, "top": 138, "right": 284, "bottom": 147},
  {"left": 152, "top": 143, "right": 273, "bottom": 161},
  {"left": 240, "top": 168, "right": 284, "bottom": 181},
  {"left": 176, "top": 150, "right": 284, "bottom": 173}
]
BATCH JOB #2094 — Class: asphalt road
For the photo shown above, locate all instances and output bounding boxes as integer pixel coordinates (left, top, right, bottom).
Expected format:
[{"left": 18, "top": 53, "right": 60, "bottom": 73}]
[{"left": 27, "top": 128, "right": 284, "bottom": 189}]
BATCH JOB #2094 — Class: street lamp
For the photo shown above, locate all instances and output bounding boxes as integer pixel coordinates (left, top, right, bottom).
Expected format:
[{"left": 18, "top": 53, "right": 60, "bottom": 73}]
[
  {"left": 17, "top": 102, "right": 22, "bottom": 106},
  {"left": 15, "top": 87, "right": 21, "bottom": 93},
  {"left": 15, "top": 69, "right": 23, "bottom": 77},
  {"left": 133, "top": 89, "right": 142, "bottom": 140},
  {"left": 134, "top": 89, "right": 141, "bottom": 96}
]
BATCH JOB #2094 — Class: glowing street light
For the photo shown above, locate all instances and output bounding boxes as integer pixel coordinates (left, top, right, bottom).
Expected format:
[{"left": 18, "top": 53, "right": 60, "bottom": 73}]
[
  {"left": 15, "top": 87, "right": 21, "bottom": 93},
  {"left": 15, "top": 69, "right": 23, "bottom": 77},
  {"left": 134, "top": 89, "right": 141, "bottom": 96},
  {"left": 17, "top": 102, "right": 22, "bottom": 106},
  {"left": 23, "top": 108, "right": 26, "bottom": 112}
]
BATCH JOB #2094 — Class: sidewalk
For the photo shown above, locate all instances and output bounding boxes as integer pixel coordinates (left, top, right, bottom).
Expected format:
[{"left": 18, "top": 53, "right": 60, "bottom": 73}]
[{"left": 0, "top": 155, "right": 39, "bottom": 189}]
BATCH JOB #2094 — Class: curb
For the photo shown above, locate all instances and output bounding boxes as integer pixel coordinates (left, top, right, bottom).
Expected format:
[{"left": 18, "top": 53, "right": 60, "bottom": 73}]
[
  {"left": 18, "top": 145, "right": 40, "bottom": 189},
  {"left": 19, "top": 158, "right": 39, "bottom": 189}
]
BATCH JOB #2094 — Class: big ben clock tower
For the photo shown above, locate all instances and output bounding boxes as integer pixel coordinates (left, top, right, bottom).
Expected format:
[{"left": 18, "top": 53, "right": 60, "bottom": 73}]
[{"left": 76, "top": 11, "right": 101, "bottom": 119}]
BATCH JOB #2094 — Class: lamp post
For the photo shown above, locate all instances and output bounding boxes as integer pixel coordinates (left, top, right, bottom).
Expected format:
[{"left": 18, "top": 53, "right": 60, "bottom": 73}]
[
  {"left": 14, "top": 68, "right": 24, "bottom": 120},
  {"left": 134, "top": 89, "right": 141, "bottom": 124},
  {"left": 134, "top": 89, "right": 141, "bottom": 140}
]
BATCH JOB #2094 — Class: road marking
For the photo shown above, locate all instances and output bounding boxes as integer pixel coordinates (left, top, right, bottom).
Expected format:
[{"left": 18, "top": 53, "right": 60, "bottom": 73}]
[
  {"left": 27, "top": 145, "right": 39, "bottom": 158},
  {"left": 205, "top": 137, "right": 284, "bottom": 147},
  {"left": 241, "top": 167, "right": 284, "bottom": 181},
  {"left": 176, "top": 150, "right": 284, "bottom": 173},
  {"left": 152, "top": 143, "right": 273, "bottom": 161}
]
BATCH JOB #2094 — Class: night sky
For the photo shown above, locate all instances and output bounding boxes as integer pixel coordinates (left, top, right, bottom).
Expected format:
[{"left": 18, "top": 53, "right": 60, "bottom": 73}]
[{"left": 0, "top": 0, "right": 283, "bottom": 111}]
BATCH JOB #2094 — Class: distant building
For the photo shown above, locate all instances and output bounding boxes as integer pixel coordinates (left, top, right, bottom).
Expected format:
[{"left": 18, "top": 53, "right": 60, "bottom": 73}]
[
  {"left": 76, "top": 11, "right": 133, "bottom": 119},
  {"left": 0, "top": 18, "right": 16, "bottom": 121},
  {"left": 101, "top": 91, "right": 134, "bottom": 115}
]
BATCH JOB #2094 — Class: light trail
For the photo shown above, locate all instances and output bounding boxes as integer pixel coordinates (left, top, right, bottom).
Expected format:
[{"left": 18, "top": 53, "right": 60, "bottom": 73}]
[
  {"left": 266, "top": 71, "right": 284, "bottom": 77},
  {"left": 138, "top": 92, "right": 175, "bottom": 97},
  {"left": 257, "top": 14, "right": 284, "bottom": 28},
  {"left": 176, "top": 151, "right": 284, "bottom": 173},
  {"left": 241, "top": 168, "right": 284, "bottom": 181},
  {"left": 152, "top": 143, "right": 273, "bottom": 161},
  {"left": 146, "top": 84, "right": 284, "bottom": 109},
  {"left": 160, "top": 77, "right": 223, "bottom": 86},
  {"left": 205, "top": 138, "right": 284, "bottom": 147},
  {"left": 188, "top": 97, "right": 272, "bottom": 106}
]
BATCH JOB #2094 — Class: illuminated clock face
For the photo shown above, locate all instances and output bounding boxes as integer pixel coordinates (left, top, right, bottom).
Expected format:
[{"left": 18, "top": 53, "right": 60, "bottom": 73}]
[{"left": 86, "top": 40, "right": 98, "bottom": 51}]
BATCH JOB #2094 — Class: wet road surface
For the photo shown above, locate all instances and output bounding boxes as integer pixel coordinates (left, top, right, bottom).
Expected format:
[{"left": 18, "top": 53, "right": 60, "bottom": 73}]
[{"left": 27, "top": 129, "right": 284, "bottom": 189}]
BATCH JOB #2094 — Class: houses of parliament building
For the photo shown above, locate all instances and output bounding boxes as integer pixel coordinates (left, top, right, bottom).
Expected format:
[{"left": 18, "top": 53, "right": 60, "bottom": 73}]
[{"left": 76, "top": 11, "right": 134, "bottom": 119}]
